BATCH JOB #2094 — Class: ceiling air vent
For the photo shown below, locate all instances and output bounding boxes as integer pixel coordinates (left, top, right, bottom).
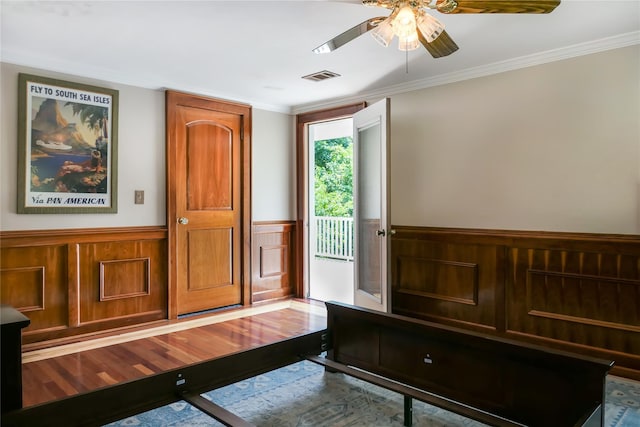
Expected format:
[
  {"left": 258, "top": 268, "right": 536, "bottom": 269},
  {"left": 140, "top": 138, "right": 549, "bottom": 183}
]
[{"left": 302, "top": 70, "right": 341, "bottom": 82}]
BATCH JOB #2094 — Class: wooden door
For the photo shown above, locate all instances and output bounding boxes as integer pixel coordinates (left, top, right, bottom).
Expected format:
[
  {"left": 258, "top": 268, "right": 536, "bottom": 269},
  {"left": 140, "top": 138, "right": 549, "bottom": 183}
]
[{"left": 166, "top": 91, "right": 251, "bottom": 316}]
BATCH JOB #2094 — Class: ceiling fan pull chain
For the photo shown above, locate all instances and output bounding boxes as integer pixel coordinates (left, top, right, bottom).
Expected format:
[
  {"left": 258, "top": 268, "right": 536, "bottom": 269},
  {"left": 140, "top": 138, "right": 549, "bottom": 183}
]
[{"left": 406, "top": 49, "right": 409, "bottom": 73}]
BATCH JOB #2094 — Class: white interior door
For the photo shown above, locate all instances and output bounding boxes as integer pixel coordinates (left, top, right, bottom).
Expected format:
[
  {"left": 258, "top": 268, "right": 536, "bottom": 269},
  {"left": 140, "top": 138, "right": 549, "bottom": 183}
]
[{"left": 353, "top": 98, "right": 390, "bottom": 312}]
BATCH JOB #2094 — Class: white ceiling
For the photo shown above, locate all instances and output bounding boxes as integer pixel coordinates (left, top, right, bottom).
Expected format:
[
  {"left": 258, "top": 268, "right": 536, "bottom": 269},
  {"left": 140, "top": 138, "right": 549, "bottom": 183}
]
[{"left": 2, "top": 0, "right": 639, "bottom": 113}]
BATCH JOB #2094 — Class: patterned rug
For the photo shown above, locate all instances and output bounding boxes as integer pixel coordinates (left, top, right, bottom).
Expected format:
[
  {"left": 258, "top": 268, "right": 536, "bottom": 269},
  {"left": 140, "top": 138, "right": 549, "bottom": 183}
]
[
  {"left": 606, "top": 376, "right": 640, "bottom": 427},
  {"left": 106, "top": 360, "right": 640, "bottom": 427}
]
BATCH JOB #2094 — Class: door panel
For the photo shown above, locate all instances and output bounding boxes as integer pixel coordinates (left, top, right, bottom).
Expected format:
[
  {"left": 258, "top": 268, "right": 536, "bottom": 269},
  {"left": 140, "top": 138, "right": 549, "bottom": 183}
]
[
  {"left": 186, "top": 228, "right": 232, "bottom": 291},
  {"left": 167, "top": 91, "right": 250, "bottom": 317},
  {"left": 353, "top": 98, "right": 390, "bottom": 312},
  {"left": 187, "top": 124, "right": 232, "bottom": 210}
]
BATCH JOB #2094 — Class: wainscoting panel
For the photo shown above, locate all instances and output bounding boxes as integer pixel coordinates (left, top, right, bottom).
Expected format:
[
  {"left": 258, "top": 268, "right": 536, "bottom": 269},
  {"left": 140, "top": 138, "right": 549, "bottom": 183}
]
[
  {"left": 0, "top": 244, "right": 68, "bottom": 335},
  {"left": 391, "top": 230, "right": 503, "bottom": 332},
  {"left": 78, "top": 240, "right": 166, "bottom": 325},
  {"left": 99, "top": 258, "right": 151, "bottom": 301},
  {"left": 252, "top": 222, "right": 295, "bottom": 303},
  {"left": 0, "top": 227, "right": 167, "bottom": 344},
  {"left": 390, "top": 226, "right": 640, "bottom": 379},
  {"left": 507, "top": 246, "right": 640, "bottom": 374},
  {"left": 396, "top": 256, "right": 479, "bottom": 305}
]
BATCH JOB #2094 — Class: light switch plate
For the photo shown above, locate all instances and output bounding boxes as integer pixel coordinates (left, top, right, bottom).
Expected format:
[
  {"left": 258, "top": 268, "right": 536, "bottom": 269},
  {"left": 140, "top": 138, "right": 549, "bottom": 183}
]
[{"left": 135, "top": 190, "right": 144, "bottom": 204}]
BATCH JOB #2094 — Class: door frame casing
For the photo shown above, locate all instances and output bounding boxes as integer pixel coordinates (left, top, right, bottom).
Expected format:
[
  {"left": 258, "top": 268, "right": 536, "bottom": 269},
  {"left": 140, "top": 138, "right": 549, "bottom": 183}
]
[
  {"left": 295, "top": 103, "right": 365, "bottom": 298},
  {"left": 166, "top": 90, "right": 252, "bottom": 319}
]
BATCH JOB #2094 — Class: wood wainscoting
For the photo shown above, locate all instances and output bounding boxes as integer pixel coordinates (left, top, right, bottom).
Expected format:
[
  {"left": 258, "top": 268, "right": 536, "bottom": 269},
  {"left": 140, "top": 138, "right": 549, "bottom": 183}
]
[
  {"left": 251, "top": 221, "right": 296, "bottom": 303},
  {"left": 0, "top": 222, "right": 297, "bottom": 344},
  {"left": 0, "top": 227, "right": 168, "bottom": 344},
  {"left": 391, "top": 226, "right": 640, "bottom": 380}
]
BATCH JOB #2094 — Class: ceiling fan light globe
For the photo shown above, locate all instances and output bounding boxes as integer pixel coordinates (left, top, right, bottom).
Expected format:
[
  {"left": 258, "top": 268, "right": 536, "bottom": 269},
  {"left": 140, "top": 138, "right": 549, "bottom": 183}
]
[
  {"left": 371, "top": 17, "right": 395, "bottom": 47},
  {"left": 398, "top": 34, "right": 420, "bottom": 51},
  {"left": 392, "top": 5, "right": 417, "bottom": 38},
  {"left": 417, "top": 11, "right": 445, "bottom": 43}
]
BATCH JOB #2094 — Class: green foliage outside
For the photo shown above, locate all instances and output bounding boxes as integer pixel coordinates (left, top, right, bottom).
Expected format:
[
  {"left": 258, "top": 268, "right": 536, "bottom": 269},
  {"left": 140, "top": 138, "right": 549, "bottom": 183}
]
[{"left": 314, "top": 137, "right": 353, "bottom": 217}]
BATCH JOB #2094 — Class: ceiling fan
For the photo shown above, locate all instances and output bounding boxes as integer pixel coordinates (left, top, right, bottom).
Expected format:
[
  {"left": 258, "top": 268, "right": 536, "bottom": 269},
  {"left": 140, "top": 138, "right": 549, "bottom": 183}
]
[{"left": 313, "top": 0, "right": 561, "bottom": 58}]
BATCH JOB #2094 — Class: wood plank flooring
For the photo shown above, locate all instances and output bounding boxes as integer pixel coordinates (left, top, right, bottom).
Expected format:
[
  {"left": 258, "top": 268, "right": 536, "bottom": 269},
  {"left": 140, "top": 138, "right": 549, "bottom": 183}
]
[{"left": 21, "top": 300, "right": 327, "bottom": 408}]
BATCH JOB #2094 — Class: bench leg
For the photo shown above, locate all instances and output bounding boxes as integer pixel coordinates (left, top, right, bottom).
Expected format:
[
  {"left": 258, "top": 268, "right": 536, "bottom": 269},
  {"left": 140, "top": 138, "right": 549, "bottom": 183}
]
[{"left": 404, "top": 395, "right": 413, "bottom": 426}]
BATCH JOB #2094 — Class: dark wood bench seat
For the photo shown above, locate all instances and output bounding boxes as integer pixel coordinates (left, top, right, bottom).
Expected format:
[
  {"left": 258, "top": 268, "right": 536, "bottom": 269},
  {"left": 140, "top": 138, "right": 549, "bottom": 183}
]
[{"left": 319, "top": 301, "right": 613, "bottom": 427}]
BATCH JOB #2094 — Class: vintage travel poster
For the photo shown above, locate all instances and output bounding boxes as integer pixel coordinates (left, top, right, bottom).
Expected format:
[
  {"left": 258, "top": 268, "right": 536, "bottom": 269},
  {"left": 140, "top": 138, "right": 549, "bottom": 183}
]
[{"left": 18, "top": 74, "right": 118, "bottom": 213}]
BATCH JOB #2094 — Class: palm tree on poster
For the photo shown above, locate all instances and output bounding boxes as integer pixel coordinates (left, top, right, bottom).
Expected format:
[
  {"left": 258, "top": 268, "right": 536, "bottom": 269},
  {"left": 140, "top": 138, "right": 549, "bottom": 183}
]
[{"left": 65, "top": 102, "right": 109, "bottom": 140}]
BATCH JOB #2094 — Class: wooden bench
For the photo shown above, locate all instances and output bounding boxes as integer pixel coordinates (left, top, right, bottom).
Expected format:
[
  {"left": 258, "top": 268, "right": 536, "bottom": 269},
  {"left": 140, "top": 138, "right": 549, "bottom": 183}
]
[{"left": 310, "top": 301, "right": 613, "bottom": 427}]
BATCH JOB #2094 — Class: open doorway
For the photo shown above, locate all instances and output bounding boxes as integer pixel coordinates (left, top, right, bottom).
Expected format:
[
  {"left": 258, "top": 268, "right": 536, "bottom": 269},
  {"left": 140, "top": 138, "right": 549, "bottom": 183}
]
[
  {"left": 295, "top": 103, "right": 365, "bottom": 305},
  {"left": 296, "top": 101, "right": 390, "bottom": 310},
  {"left": 307, "top": 118, "right": 354, "bottom": 304}
]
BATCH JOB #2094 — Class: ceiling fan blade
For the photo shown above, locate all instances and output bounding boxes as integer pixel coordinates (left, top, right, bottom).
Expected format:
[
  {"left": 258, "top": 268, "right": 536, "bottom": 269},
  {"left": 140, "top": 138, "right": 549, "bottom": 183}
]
[
  {"left": 419, "top": 30, "right": 459, "bottom": 58},
  {"left": 436, "top": 0, "right": 560, "bottom": 14},
  {"left": 313, "top": 17, "right": 386, "bottom": 53}
]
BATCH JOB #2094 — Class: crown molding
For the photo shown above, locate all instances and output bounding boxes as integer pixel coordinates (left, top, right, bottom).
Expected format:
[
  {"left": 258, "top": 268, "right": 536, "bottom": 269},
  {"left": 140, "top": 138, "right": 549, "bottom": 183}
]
[{"left": 291, "top": 31, "right": 640, "bottom": 115}]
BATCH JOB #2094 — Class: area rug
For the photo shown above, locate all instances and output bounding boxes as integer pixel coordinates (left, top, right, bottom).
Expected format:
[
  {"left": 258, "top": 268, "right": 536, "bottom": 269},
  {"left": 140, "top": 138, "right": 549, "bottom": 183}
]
[
  {"left": 106, "top": 360, "right": 640, "bottom": 427},
  {"left": 606, "top": 375, "right": 640, "bottom": 427}
]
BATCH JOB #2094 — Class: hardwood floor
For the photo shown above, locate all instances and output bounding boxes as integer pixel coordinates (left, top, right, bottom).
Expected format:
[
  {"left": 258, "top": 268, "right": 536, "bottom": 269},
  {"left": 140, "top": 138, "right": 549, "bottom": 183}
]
[{"left": 21, "top": 300, "right": 327, "bottom": 408}]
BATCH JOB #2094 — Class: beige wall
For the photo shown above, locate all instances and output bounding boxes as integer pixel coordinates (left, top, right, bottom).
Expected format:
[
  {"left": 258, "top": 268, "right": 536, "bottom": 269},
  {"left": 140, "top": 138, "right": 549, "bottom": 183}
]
[
  {"left": 0, "top": 62, "right": 295, "bottom": 231},
  {"left": 2, "top": 45, "right": 639, "bottom": 234},
  {"left": 1, "top": 63, "right": 166, "bottom": 231},
  {"left": 252, "top": 109, "right": 296, "bottom": 221},
  {"left": 388, "top": 46, "right": 640, "bottom": 234}
]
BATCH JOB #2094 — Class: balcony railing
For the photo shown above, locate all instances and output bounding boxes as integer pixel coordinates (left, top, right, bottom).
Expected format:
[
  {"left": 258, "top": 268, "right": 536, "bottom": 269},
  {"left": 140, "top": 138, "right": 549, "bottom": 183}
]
[{"left": 315, "top": 216, "right": 353, "bottom": 261}]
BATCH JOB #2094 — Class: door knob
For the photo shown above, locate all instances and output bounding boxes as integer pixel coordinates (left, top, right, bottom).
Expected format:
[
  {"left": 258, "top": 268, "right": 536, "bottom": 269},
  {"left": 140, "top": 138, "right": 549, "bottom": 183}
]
[
  {"left": 177, "top": 217, "right": 189, "bottom": 225},
  {"left": 376, "top": 229, "right": 386, "bottom": 236}
]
